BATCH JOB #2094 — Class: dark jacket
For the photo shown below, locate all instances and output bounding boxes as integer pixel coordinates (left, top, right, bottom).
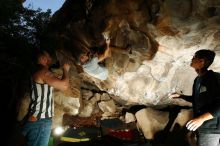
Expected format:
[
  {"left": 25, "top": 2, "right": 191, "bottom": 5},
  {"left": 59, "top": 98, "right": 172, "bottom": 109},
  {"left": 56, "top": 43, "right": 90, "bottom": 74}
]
[{"left": 190, "top": 70, "right": 220, "bottom": 134}]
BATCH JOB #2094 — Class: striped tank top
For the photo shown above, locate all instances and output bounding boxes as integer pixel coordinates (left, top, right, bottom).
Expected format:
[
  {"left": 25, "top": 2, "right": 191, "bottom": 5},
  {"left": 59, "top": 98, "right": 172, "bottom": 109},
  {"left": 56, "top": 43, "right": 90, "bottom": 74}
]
[{"left": 29, "top": 81, "right": 54, "bottom": 119}]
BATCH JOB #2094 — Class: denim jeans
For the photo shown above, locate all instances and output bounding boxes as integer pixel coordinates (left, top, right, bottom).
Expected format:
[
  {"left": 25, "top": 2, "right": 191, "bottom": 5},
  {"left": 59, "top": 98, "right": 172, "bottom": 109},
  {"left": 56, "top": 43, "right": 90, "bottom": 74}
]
[
  {"left": 197, "top": 133, "right": 220, "bottom": 146},
  {"left": 22, "top": 118, "right": 52, "bottom": 146}
]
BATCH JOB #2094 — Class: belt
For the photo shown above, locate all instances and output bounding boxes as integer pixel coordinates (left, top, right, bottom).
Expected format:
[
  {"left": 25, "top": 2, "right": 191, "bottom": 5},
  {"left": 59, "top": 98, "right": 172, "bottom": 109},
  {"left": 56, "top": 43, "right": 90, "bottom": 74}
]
[
  {"left": 28, "top": 115, "right": 38, "bottom": 122},
  {"left": 28, "top": 116, "right": 52, "bottom": 122}
]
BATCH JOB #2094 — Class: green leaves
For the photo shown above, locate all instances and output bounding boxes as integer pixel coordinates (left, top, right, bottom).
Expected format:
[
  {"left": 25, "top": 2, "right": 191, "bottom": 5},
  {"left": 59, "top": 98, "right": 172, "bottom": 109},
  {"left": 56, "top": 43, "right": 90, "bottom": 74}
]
[{"left": 0, "top": 1, "right": 52, "bottom": 83}]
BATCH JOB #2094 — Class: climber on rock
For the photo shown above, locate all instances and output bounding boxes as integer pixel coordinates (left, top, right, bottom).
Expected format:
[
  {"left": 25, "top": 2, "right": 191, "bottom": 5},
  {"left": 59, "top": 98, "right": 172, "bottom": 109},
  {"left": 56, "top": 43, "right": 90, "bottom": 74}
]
[
  {"left": 78, "top": 37, "right": 111, "bottom": 81},
  {"left": 78, "top": 33, "right": 131, "bottom": 81}
]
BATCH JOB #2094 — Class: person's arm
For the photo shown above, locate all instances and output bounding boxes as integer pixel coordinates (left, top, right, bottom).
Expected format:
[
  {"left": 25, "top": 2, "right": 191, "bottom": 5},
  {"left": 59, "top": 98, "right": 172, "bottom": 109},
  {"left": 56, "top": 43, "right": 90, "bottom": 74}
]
[
  {"left": 207, "top": 75, "right": 220, "bottom": 118},
  {"left": 98, "top": 39, "right": 111, "bottom": 62},
  {"left": 186, "top": 76, "right": 220, "bottom": 131},
  {"left": 207, "top": 95, "right": 220, "bottom": 119},
  {"left": 43, "top": 63, "right": 70, "bottom": 91},
  {"left": 186, "top": 112, "right": 213, "bottom": 131},
  {"left": 169, "top": 93, "right": 192, "bottom": 102},
  {"left": 98, "top": 39, "right": 132, "bottom": 62}
]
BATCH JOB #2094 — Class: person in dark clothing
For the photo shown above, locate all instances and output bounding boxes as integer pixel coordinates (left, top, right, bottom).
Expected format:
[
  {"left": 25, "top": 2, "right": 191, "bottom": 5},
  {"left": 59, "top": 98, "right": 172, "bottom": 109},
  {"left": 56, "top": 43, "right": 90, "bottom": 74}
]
[{"left": 171, "top": 49, "right": 220, "bottom": 146}]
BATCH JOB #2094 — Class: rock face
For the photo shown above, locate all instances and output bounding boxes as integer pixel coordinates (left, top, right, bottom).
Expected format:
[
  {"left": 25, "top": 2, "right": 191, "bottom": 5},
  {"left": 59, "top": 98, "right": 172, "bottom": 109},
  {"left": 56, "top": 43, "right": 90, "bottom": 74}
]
[
  {"left": 49, "top": 0, "right": 220, "bottom": 111},
  {"left": 17, "top": 0, "right": 220, "bottom": 144}
]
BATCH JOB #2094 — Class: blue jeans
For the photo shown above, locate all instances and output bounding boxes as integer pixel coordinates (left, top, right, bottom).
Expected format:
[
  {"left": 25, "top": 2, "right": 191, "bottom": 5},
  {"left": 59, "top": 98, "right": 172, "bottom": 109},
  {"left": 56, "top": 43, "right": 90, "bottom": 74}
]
[
  {"left": 22, "top": 118, "right": 52, "bottom": 146},
  {"left": 197, "top": 133, "right": 220, "bottom": 146}
]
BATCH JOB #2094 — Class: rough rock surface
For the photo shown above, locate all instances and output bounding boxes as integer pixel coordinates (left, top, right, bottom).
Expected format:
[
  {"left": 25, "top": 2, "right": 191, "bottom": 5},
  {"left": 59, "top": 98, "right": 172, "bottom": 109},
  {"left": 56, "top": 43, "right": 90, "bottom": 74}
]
[{"left": 18, "top": 1, "right": 220, "bottom": 145}]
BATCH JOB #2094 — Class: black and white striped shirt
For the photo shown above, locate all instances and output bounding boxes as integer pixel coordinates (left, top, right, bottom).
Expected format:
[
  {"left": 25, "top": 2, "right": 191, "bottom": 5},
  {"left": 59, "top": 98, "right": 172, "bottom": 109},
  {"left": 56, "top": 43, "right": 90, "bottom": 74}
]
[{"left": 29, "top": 81, "right": 54, "bottom": 119}]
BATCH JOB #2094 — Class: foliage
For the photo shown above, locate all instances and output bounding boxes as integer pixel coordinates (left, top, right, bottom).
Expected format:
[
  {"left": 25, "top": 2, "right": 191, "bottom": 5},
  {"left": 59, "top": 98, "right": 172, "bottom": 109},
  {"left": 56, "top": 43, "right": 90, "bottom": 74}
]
[{"left": 1, "top": 6, "right": 51, "bottom": 47}]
